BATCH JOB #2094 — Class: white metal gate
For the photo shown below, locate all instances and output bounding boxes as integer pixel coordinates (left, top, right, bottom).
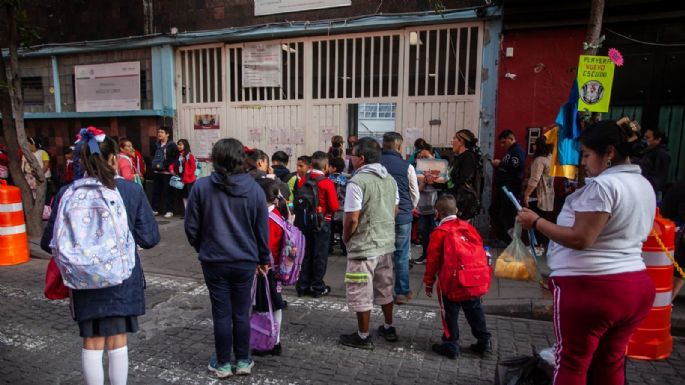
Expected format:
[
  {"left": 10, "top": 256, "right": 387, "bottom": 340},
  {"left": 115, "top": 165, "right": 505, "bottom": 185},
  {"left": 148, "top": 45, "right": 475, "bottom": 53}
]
[{"left": 176, "top": 23, "right": 483, "bottom": 160}]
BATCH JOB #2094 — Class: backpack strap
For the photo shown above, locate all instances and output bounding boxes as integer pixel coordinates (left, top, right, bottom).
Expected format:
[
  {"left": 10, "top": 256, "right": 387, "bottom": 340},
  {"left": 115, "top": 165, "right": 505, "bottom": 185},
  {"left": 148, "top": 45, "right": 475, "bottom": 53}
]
[{"left": 268, "top": 210, "right": 287, "bottom": 230}]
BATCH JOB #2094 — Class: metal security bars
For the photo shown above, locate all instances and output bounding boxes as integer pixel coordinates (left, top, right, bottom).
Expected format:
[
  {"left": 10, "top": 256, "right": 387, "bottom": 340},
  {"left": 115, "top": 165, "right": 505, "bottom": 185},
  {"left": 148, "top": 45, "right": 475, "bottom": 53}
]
[
  {"left": 227, "top": 42, "right": 304, "bottom": 102},
  {"left": 312, "top": 35, "right": 401, "bottom": 99},
  {"left": 407, "top": 26, "right": 479, "bottom": 97},
  {"left": 179, "top": 46, "right": 223, "bottom": 104}
]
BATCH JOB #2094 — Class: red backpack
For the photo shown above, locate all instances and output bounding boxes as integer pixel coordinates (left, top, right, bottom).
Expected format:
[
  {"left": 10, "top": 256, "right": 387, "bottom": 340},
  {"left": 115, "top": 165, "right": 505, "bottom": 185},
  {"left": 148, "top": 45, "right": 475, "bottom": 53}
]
[{"left": 436, "top": 219, "right": 491, "bottom": 301}]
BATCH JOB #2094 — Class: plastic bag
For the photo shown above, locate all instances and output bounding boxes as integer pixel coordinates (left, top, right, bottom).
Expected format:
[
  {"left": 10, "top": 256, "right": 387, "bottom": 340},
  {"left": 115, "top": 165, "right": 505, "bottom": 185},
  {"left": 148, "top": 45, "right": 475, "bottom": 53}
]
[
  {"left": 495, "top": 222, "right": 538, "bottom": 281},
  {"left": 495, "top": 346, "right": 553, "bottom": 385}
]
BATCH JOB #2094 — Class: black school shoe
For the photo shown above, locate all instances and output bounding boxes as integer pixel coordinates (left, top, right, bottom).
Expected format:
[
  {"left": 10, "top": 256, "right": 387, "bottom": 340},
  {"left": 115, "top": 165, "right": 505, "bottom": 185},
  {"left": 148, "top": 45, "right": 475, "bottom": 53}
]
[
  {"left": 377, "top": 325, "right": 398, "bottom": 342},
  {"left": 432, "top": 343, "right": 458, "bottom": 359},
  {"left": 311, "top": 286, "right": 331, "bottom": 298},
  {"left": 469, "top": 340, "right": 492, "bottom": 355},
  {"left": 339, "top": 332, "right": 374, "bottom": 350}
]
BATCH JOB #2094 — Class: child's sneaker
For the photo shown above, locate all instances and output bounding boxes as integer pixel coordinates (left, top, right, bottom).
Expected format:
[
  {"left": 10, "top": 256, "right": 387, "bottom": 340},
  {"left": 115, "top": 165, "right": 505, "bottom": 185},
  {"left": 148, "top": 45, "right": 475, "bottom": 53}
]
[
  {"left": 432, "top": 343, "right": 458, "bottom": 359},
  {"left": 413, "top": 257, "right": 427, "bottom": 265},
  {"left": 235, "top": 359, "right": 254, "bottom": 375},
  {"left": 207, "top": 356, "right": 233, "bottom": 378}
]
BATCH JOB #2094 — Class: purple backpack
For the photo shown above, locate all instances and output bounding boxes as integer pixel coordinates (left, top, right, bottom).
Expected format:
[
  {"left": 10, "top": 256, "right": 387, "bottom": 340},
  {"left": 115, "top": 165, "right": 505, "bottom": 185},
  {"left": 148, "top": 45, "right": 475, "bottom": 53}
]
[
  {"left": 250, "top": 274, "right": 279, "bottom": 352},
  {"left": 269, "top": 211, "right": 305, "bottom": 286}
]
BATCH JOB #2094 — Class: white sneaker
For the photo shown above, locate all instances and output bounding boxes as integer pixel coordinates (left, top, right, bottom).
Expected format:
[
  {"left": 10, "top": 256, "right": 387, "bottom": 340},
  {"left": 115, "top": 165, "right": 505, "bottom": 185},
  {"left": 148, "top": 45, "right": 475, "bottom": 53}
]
[
  {"left": 163, "top": 212, "right": 173, "bottom": 218},
  {"left": 152, "top": 211, "right": 159, "bottom": 216}
]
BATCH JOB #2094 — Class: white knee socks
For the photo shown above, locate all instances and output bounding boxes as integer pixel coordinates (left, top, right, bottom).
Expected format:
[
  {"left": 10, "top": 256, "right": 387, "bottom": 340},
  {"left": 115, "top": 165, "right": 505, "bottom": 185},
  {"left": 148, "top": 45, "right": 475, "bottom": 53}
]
[
  {"left": 108, "top": 346, "right": 129, "bottom": 385},
  {"left": 82, "top": 349, "right": 104, "bottom": 385},
  {"left": 81, "top": 346, "right": 129, "bottom": 385},
  {"left": 274, "top": 309, "right": 283, "bottom": 343}
]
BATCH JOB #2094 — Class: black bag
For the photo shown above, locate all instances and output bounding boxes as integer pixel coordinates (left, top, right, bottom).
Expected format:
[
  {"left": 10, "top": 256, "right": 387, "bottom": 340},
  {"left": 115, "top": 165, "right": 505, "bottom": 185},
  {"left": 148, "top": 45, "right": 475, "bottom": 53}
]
[
  {"left": 293, "top": 174, "right": 325, "bottom": 232},
  {"left": 495, "top": 348, "right": 553, "bottom": 385}
]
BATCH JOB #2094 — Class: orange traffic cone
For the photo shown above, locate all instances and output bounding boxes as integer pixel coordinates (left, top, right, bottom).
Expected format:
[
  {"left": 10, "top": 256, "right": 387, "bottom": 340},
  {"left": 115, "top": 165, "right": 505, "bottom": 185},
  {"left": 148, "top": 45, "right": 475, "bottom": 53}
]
[
  {"left": 0, "top": 180, "right": 30, "bottom": 266},
  {"left": 626, "top": 208, "right": 674, "bottom": 360}
]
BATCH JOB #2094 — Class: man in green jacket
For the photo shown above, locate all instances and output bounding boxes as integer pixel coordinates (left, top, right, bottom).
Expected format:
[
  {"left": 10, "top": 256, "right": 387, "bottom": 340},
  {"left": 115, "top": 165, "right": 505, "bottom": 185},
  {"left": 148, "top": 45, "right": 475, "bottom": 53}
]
[{"left": 340, "top": 137, "right": 399, "bottom": 350}]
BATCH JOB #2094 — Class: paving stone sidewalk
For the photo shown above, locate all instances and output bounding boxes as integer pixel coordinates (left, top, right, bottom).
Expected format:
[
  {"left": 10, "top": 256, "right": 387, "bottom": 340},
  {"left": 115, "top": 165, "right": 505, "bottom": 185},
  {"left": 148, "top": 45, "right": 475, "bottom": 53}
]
[{"left": 2, "top": 257, "right": 684, "bottom": 385}]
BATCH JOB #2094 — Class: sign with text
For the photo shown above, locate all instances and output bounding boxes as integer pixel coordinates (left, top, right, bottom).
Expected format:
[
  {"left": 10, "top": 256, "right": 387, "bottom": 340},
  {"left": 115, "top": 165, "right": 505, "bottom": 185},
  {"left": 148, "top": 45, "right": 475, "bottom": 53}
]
[
  {"left": 255, "top": 0, "right": 351, "bottom": 16},
  {"left": 242, "top": 43, "right": 282, "bottom": 88},
  {"left": 576, "top": 55, "right": 615, "bottom": 113},
  {"left": 194, "top": 114, "right": 220, "bottom": 160},
  {"left": 75, "top": 62, "right": 140, "bottom": 112}
]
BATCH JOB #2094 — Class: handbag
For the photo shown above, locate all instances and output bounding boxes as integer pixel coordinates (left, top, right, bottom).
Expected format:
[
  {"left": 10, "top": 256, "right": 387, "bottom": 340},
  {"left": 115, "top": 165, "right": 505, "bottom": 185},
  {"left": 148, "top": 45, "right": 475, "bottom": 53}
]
[
  {"left": 44, "top": 257, "right": 69, "bottom": 300},
  {"left": 250, "top": 274, "right": 279, "bottom": 352},
  {"left": 169, "top": 175, "right": 184, "bottom": 190}
]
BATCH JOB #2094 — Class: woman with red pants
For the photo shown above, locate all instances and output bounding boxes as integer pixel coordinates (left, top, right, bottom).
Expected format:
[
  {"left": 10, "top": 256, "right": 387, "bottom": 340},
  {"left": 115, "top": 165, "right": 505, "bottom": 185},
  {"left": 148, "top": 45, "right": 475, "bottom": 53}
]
[{"left": 517, "top": 120, "right": 656, "bottom": 385}]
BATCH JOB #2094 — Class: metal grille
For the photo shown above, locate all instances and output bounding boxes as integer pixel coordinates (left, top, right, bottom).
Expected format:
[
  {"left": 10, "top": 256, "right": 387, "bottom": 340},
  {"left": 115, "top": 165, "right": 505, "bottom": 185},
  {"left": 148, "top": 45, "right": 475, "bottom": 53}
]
[
  {"left": 179, "top": 46, "right": 223, "bottom": 104},
  {"left": 407, "top": 26, "right": 480, "bottom": 97},
  {"left": 312, "top": 35, "right": 401, "bottom": 99},
  {"left": 227, "top": 42, "right": 304, "bottom": 102}
]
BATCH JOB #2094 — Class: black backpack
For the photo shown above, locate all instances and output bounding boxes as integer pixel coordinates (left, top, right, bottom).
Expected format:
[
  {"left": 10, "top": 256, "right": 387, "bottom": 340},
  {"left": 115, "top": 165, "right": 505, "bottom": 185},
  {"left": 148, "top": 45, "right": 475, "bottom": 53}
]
[{"left": 293, "top": 174, "right": 325, "bottom": 231}]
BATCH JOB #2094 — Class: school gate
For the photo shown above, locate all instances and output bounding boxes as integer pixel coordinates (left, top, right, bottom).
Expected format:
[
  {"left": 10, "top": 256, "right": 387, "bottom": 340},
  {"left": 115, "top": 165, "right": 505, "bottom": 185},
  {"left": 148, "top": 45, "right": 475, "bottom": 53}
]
[{"left": 175, "top": 23, "right": 484, "bottom": 160}]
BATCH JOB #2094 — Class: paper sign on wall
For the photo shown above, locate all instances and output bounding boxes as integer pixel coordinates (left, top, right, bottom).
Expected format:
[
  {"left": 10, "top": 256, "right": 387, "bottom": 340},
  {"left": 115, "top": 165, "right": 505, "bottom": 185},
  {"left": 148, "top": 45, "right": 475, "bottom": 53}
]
[
  {"left": 576, "top": 55, "right": 615, "bottom": 113},
  {"left": 193, "top": 114, "right": 220, "bottom": 161},
  {"left": 242, "top": 44, "right": 282, "bottom": 88}
]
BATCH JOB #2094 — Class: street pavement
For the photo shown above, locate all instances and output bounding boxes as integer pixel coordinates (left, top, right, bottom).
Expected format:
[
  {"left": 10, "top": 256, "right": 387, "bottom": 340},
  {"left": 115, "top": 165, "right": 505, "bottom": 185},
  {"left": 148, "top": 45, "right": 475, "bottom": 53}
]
[{"left": 1, "top": 216, "right": 683, "bottom": 384}]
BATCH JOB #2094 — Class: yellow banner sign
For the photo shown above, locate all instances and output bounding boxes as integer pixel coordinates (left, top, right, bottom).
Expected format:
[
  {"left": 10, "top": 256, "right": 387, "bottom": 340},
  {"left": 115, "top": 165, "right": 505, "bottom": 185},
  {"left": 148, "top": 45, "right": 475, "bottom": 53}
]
[{"left": 577, "top": 55, "right": 615, "bottom": 113}]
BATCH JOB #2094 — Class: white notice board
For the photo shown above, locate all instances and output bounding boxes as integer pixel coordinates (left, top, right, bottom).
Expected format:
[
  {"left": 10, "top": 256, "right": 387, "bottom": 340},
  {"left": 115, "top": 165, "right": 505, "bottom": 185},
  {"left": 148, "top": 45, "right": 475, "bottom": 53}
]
[
  {"left": 75, "top": 62, "right": 140, "bottom": 112},
  {"left": 255, "top": 0, "right": 351, "bottom": 16},
  {"left": 242, "top": 43, "right": 282, "bottom": 88}
]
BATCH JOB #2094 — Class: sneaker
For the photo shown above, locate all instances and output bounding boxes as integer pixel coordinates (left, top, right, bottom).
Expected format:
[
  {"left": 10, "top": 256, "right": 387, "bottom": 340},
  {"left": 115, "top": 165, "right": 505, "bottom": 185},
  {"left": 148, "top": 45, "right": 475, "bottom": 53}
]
[
  {"left": 339, "top": 332, "right": 374, "bottom": 350},
  {"left": 311, "top": 286, "right": 331, "bottom": 298},
  {"left": 152, "top": 211, "right": 159, "bottom": 216},
  {"left": 207, "top": 356, "right": 233, "bottom": 378},
  {"left": 377, "top": 325, "right": 398, "bottom": 342},
  {"left": 432, "top": 343, "right": 458, "bottom": 359},
  {"left": 235, "top": 359, "right": 254, "bottom": 375},
  {"left": 163, "top": 212, "right": 173, "bottom": 218},
  {"left": 413, "top": 257, "right": 426, "bottom": 265},
  {"left": 469, "top": 340, "right": 492, "bottom": 355}
]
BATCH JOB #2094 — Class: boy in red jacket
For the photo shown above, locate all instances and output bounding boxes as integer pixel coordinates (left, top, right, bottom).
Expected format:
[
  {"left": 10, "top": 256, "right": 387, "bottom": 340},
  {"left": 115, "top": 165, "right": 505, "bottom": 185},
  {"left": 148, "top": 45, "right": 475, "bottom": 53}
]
[{"left": 423, "top": 195, "right": 492, "bottom": 359}]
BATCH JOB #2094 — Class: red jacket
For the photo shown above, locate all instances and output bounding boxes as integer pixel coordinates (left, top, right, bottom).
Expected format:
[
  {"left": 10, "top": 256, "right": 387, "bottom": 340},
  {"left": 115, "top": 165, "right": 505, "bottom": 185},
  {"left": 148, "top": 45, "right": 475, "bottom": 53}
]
[
  {"left": 297, "top": 170, "right": 339, "bottom": 220},
  {"left": 423, "top": 216, "right": 491, "bottom": 302},
  {"left": 173, "top": 151, "right": 197, "bottom": 184},
  {"left": 268, "top": 207, "right": 285, "bottom": 266}
]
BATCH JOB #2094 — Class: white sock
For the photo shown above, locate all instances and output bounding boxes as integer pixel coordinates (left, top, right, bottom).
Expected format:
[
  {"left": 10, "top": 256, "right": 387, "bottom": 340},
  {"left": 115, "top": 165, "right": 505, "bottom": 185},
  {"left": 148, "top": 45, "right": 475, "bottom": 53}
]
[
  {"left": 81, "top": 348, "right": 104, "bottom": 385},
  {"left": 358, "top": 331, "right": 369, "bottom": 339},
  {"left": 274, "top": 310, "right": 283, "bottom": 344},
  {"left": 183, "top": 198, "right": 188, "bottom": 208},
  {"left": 107, "top": 346, "right": 129, "bottom": 385}
]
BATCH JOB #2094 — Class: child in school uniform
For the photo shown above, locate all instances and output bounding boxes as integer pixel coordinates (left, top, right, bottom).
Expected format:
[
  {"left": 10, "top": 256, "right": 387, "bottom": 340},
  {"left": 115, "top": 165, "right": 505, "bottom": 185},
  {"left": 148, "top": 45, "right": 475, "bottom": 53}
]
[
  {"left": 423, "top": 195, "right": 492, "bottom": 359},
  {"left": 253, "top": 178, "right": 287, "bottom": 356},
  {"left": 327, "top": 157, "right": 348, "bottom": 256}
]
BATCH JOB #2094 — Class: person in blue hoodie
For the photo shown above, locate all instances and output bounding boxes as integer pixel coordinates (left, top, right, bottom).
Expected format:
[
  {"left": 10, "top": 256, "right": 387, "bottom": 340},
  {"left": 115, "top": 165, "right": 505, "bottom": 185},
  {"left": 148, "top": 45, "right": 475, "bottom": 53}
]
[{"left": 184, "top": 138, "right": 270, "bottom": 378}]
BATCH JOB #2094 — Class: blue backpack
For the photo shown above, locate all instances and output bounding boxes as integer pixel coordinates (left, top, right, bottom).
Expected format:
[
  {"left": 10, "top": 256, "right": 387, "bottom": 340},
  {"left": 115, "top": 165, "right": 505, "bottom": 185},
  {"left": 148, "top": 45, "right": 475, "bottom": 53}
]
[
  {"left": 50, "top": 178, "right": 136, "bottom": 289},
  {"left": 269, "top": 211, "right": 305, "bottom": 286}
]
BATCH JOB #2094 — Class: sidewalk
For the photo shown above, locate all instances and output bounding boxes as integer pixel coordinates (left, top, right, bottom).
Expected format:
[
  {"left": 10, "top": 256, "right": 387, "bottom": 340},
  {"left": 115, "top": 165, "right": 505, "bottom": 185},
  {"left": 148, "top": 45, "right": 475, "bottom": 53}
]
[{"left": 28, "top": 216, "right": 684, "bottom": 330}]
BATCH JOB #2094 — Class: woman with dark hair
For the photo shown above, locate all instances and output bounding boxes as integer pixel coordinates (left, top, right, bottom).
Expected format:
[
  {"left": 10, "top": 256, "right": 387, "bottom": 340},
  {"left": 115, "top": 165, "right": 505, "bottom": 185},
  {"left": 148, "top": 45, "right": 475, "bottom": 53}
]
[
  {"left": 517, "top": 120, "right": 656, "bottom": 385},
  {"left": 329, "top": 135, "right": 344, "bottom": 154},
  {"left": 175, "top": 139, "right": 197, "bottom": 208},
  {"left": 184, "top": 138, "right": 270, "bottom": 378},
  {"left": 40, "top": 127, "right": 159, "bottom": 385},
  {"left": 522, "top": 136, "right": 554, "bottom": 248},
  {"left": 445, "top": 129, "right": 482, "bottom": 220}
]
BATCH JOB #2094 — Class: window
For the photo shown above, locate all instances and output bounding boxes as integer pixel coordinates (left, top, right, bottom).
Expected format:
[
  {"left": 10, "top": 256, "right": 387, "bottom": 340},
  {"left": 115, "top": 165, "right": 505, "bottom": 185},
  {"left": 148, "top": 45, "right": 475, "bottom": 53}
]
[
  {"left": 21, "top": 77, "right": 44, "bottom": 105},
  {"left": 358, "top": 103, "right": 396, "bottom": 119}
]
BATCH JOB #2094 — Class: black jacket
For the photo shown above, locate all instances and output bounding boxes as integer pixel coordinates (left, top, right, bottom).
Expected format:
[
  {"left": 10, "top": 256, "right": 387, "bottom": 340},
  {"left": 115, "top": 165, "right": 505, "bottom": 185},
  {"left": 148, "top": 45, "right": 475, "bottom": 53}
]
[{"left": 640, "top": 144, "right": 671, "bottom": 194}]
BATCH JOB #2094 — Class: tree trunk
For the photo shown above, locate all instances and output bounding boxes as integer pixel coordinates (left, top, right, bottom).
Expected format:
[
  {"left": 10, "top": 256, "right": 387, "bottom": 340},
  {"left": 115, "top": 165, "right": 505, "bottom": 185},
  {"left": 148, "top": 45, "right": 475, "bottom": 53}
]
[
  {"left": 583, "top": 0, "right": 605, "bottom": 123},
  {"left": 1, "top": 2, "right": 46, "bottom": 237}
]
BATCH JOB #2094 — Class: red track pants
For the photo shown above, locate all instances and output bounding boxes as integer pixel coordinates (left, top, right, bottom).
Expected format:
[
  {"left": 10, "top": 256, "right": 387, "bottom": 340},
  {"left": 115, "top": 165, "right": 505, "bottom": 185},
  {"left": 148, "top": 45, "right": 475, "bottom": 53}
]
[{"left": 549, "top": 271, "right": 655, "bottom": 385}]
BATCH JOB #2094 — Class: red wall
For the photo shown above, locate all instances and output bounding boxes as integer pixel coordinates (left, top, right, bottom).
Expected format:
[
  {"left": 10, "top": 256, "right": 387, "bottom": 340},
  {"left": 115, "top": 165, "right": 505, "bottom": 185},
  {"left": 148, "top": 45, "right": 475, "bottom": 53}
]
[{"left": 495, "top": 27, "right": 585, "bottom": 160}]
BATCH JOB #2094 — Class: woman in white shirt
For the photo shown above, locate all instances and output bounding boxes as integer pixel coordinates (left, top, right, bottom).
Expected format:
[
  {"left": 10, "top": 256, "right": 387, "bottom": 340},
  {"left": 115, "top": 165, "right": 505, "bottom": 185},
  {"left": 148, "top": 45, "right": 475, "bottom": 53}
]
[{"left": 517, "top": 120, "right": 656, "bottom": 385}]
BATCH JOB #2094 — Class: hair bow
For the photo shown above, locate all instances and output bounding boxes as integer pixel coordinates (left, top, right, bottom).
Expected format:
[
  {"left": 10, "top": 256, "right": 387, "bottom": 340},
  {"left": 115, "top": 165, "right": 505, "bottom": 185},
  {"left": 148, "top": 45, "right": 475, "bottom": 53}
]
[{"left": 75, "top": 126, "right": 106, "bottom": 155}]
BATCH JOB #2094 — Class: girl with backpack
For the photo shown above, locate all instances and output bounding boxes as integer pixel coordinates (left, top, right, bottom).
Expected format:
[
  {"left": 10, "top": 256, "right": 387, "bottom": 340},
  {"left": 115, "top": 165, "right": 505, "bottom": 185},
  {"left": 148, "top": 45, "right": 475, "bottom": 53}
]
[
  {"left": 184, "top": 138, "right": 270, "bottom": 378},
  {"left": 175, "top": 139, "right": 197, "bottom": 208},
  {"left": 40, "top": 127, "right": 160, "bottom": 385},
  {"left": 253, "top": 178, "right": 288, "bottom": 356}
]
